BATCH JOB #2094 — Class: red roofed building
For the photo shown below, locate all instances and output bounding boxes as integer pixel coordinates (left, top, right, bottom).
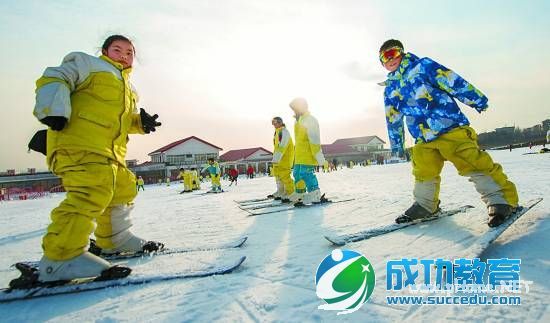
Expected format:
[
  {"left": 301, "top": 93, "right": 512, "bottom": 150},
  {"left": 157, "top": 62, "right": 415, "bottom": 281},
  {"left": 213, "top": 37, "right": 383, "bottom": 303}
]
[
  {"left": 323, "top": 135, "right": 390, "bottom": 167},
  {"left": 219, "top": 147, "right": 273, "bottom": 174},
  {"left": 149, "top": 136, "right": 222, "bottom": 164},
  {"left": 131, "top": 136, "right": 223, "bottom": 183}
]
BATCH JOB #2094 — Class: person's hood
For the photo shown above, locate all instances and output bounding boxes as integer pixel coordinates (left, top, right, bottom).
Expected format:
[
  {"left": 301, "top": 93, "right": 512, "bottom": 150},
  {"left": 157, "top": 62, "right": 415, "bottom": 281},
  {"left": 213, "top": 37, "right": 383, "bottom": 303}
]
[{"left": 289, "top": 97, "right": 309, "bottom": 114}]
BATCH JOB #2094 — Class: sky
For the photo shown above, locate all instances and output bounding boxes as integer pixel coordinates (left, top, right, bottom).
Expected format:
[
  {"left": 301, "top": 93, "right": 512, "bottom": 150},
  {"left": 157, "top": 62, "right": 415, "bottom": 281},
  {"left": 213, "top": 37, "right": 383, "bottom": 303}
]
[{"left": 1, "top": 0, "right": 549, "bottom": 171}]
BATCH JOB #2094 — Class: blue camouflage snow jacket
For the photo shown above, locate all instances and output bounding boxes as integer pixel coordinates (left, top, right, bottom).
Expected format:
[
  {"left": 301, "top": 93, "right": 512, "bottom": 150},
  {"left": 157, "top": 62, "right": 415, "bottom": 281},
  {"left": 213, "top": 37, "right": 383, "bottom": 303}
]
[{"left": 383, "top": 52, "right": 488, "bottom": 154}]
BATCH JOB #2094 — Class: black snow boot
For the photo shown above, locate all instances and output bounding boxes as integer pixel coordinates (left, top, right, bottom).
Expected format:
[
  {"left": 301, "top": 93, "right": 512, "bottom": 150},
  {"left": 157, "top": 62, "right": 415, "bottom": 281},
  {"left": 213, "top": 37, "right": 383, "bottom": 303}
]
[
  {"left": 487, "top": 204, "right": 515, "bottom": 227},
  {"left": 396, "top": 202, "right": 440, "bottom": 224}
]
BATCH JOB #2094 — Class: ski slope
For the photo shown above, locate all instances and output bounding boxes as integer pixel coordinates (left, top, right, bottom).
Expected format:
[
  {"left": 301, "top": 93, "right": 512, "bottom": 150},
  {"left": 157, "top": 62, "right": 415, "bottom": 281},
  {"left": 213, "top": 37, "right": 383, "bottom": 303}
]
[{"left": 0, "top": 147, "right": 548, "bottom": 322}]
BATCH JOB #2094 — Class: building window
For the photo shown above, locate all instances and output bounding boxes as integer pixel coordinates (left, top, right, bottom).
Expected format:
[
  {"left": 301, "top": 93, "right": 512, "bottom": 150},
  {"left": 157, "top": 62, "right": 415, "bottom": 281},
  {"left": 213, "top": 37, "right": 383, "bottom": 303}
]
[
  {"left": 194, "top": 153, "right": 218, "bottom": 162},
  {"left": 163, "top": 153, "right": 218, "bottom": 165},
  {"left": 167, "top": 155, "right": 185, "bottom": 165}
]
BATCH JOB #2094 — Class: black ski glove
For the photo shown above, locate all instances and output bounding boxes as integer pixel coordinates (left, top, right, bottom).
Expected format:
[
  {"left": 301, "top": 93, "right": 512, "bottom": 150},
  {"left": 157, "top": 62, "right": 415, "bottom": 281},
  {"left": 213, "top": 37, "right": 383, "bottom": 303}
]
[
  {"left": 28, "top": 129, "right": 47, "bottom": 156},
  {"left": 140, "top": 108, "right": 162, "bottom": 134},
  {"left": 40, "top": 116, "right": 67, "bottom": 131}
]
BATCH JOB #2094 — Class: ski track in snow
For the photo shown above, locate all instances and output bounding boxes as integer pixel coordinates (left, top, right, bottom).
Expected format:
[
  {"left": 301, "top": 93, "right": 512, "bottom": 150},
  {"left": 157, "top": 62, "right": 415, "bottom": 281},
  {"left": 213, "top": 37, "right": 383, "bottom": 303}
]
[{"left": 0, "top": 147, "right": 548, "bottom": 322}]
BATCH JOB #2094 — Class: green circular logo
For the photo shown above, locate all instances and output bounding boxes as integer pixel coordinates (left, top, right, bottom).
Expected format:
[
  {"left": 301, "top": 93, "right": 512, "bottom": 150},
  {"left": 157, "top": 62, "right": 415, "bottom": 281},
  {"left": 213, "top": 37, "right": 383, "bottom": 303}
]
[{"left": 315, "top": 249, "right": 375, "bottom": 315}]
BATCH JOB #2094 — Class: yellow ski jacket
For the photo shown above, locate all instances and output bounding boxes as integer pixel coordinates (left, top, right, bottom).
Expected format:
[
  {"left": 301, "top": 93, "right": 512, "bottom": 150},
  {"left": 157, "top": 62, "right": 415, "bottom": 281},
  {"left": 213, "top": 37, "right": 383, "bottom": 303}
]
[
  {"left": 272, "top": 126, "right": 294, "bottom": 168},
  {"left": 33, "top": 52, "right": 144, "bottom": 167},
  {"left": 294, "top": 112, "right": 325, "bottom": 166}
]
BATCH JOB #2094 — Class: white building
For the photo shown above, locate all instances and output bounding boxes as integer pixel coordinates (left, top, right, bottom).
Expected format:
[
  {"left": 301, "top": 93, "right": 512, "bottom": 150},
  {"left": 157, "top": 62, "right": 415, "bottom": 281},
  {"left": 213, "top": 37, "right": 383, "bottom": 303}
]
[
  {"left": 148, "top": 136, "right": 223, "bottom": 166},
  {"left": 323, "top": 135, "right": 390, "bottom": 165},
  {"left": 332, "top": 136, "right": 386, "bottom": 152},
  {"left": 132, "top": 136, "right": 223, "bottom": 183}
]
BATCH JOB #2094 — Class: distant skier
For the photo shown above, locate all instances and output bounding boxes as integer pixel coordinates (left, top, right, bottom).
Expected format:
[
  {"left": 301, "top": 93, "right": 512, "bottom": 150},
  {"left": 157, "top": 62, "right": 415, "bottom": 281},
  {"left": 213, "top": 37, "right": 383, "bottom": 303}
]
[
  {"left": 25, "top": 35, "right": 163, "bottom": 284},
  {"left": 191, "top": 167, "right": 201, "bottom": 190},
  {"left": 176, "top": 167, "right": 185, "bottom": 188},
  {"left": 288, "top": 97, "right": 327, "bottom": 204},
  {"left": 378, "top": 39, "right": 518, "bottom": 227},
  {"left": 137, "top": 176, "right": 145, "bottom": 191},
  {"left": 177, "top": 167, "right": 193, "bottom": 193},
  {"left": 228, "top": 168, "right": 239, "bottom": 186},
  {"left": 202, "top": 158, "right": 222, "bottom": 192},
  {"left": 547, "top": 130, "right": 550, "bottom": 144},
  {"left": 246, "top": 165, "right": 255, "bottom": 179},
  {"left": 268, "top": 117, "right": 295, "bottom": 202},
  {"left": 323, "top": 160, "right": 329, "bottom": 173}
]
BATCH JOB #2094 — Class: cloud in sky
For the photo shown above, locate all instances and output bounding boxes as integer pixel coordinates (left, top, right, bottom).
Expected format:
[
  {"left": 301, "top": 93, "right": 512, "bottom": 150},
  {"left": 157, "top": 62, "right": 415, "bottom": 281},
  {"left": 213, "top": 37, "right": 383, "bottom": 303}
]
[{"left": 0, "top": 0, "right": 549, "bottom": 170}]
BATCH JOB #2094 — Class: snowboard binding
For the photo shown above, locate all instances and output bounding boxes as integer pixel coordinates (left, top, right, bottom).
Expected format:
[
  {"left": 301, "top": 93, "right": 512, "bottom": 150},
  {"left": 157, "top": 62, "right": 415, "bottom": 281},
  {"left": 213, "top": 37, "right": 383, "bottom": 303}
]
[
  {"left": 487, "top": 204, "right": 518, "bottom": 227},
  {"left": 9, "top": 263, "right": 40, "bottom": 289},
  {"left": 396, "top": 202, "right": 441, "bottom": 224}
]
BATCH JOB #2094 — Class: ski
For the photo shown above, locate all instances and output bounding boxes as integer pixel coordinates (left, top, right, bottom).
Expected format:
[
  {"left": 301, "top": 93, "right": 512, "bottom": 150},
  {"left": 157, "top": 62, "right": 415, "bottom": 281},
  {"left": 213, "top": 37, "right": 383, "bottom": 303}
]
[
  {"left": 234, "top": 197, "right": 273, "bottom": 205},
  {"left": 239, "top": 197, "right": 339, "bottom": 211},
  {"left": 235, "top": 197, "right": 271, "bottom": 203},
  {"left": 0, "top": 256, "right": 246, "bottom": 303},
  {"left": 14, "top": 237, "right": 248, "bottom": 269},
  {"left": 243, "top": 198, "right": 355, "bottom": 216},
  {"left": 239, "top": 201, "right": 287, "bottom": 210},
  {"left": 325, "top": 205, "right": 475, "bottom": 246},
  {"left": 463, "top": 198, "right": 543, "bottom": 259},
  {"left": 102, "top": 236, "right": 247, "bottom": 260},
  {"left": 195, "top": 190, "right": 225, "bottom": 196}
]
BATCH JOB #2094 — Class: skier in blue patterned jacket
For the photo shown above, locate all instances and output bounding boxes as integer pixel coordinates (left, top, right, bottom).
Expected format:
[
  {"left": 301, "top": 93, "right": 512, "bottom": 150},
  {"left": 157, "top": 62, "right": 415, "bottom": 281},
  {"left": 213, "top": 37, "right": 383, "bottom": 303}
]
[{"left": 379, "top": 39, "right": 518, "bottom": 227}]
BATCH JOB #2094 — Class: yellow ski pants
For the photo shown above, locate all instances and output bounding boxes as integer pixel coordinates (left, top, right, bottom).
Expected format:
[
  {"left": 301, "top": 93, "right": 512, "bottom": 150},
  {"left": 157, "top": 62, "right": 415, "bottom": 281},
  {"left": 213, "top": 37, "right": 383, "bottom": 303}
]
[
  {"left": 43, "top": 150, "right": 137, "bottom": 260},
  {"left": 183, "top": 172, "right": 193, "bottom": 191},
  {"left": 411, "top": 126, "right": 518, "bottom": 212},
  {"left": 211, "top": 174, "right": 221, "bottom": 187},
  {"left": 272, "top": 165, "right": 295, "bottom": 195}
]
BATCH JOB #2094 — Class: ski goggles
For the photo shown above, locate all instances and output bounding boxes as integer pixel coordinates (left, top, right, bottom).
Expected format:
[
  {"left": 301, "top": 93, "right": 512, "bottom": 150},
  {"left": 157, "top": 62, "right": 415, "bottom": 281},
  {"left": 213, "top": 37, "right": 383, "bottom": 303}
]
[{"left": 379, "top": 46, "right": 403, "bottom": 64}]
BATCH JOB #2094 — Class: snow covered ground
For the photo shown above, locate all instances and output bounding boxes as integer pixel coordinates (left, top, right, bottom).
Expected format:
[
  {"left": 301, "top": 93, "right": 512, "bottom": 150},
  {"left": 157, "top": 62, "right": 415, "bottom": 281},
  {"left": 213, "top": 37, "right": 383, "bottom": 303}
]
[{"left": 0, "top": 147, "right": 548, "bottom": 322}]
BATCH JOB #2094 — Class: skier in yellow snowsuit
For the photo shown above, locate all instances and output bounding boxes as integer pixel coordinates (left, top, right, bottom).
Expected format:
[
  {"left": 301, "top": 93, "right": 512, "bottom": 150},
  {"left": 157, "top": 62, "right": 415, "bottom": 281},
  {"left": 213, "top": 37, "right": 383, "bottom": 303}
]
[
  {"left": 136, "top": 176, "right": 145, "bottom": 191},
  {"left": 177, "top": 168, "right": 193, "bottom": 193},
  {"left": 30, "top": 35, "right": 162, "bottom": 283},
  {"left": 323, "top": 161, "right": 329, "bottom": 173},
  {"left": 269, "top": 117, "right": 295, "bottom": 201},
  {"left": 191, "top": 168, "right": 201, "bottom": 190},
  {"left": 289, "top": 97, "right": 326, "bottom": 204}
]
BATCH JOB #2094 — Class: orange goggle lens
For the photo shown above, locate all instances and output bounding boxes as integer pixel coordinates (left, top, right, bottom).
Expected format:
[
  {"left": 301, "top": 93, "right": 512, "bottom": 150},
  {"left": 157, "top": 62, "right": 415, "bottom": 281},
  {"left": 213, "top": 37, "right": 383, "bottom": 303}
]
[{"left": 379, "top": 47, "right": 403, "bottom": 64}]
